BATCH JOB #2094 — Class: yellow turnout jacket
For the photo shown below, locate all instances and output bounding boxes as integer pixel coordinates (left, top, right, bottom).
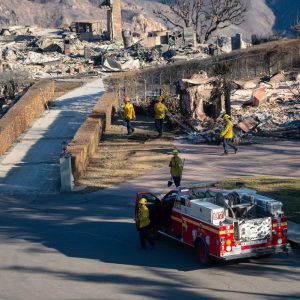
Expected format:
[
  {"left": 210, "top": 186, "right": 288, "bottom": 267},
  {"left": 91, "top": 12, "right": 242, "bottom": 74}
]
[
  {"left": 138, "top": 205, "right": 150, "bottom": 228},
  {"left": 220, "top": 119, "right": 234, "bottom": 139},
  {"left": 154, "top": 102, "right": 168, "bottom": 120},
  {"left": 169, "top": 156, "right": 183, "bottom": 177},
  {"left": 124, "top": 103, "right": 136, "bottom": 121}
]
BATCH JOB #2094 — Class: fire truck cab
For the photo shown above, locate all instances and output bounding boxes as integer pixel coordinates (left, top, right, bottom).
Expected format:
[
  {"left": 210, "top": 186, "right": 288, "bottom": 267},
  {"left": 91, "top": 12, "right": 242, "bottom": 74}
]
[{"left": 135, "top": 182, "right": 288, "bottom": 264}]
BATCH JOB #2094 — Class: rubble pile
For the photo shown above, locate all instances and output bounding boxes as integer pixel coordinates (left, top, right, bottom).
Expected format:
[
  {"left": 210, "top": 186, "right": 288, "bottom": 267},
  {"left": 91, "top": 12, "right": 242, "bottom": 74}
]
[
  {"left": 0, "top": 24, "right": 210, "bottom": 78},
  {"left": 97, "top": 42, "right": 208, "bottom": 71},
  {"left": 176, "top": 72, "right": 300, "bottom": 142},
  {"left": 0, "top": 33, "right": 96, "bottom": 79},
  {"left": 0, "top": 26, "right": 40, "bottom": 37},
  {"left": 233, "top": 83, "right": 300, "bottom": 139}
]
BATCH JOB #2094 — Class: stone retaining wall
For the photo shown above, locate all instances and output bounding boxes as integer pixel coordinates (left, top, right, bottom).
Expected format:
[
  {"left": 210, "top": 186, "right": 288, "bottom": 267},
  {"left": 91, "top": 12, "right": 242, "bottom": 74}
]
[
  {"left": 0, "top": 79, "right": 55, "bottom": 156},
  {"left": 67, "top": 92, "right": 119, "bottom": 179}
]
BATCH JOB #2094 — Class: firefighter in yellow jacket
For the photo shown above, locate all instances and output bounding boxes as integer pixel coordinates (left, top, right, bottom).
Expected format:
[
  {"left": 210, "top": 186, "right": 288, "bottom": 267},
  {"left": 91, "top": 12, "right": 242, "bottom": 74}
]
[
  {"left": 123, "top": 96, "right": 136, "bottom": 135},
  {"left": 220, "top": 114, "right": 238, "bottom": 155},
  {"left": 154, "top": 96, "right": 168, "bottom": 137},
  {"left": 138, "top": 198, "right": 155, "bottom": 249},
  {"left": 169, "top": 149, "right": 184, "bottom": 187}
]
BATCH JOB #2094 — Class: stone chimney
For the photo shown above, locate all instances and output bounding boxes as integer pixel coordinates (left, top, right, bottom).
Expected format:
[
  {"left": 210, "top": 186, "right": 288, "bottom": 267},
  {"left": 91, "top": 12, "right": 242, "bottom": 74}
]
[{"left": 107, "top": 0, "right": 122, "bottom": 43}]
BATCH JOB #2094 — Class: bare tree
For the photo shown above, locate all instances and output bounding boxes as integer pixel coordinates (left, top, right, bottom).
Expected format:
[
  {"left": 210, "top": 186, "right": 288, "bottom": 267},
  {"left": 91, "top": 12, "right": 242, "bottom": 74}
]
[
  {"left": 0, "top": 69, "right": 31, "bottom": 99},
  {"left": 291, "top": 12, "right": 300, "bottom": 38},
  {"left": 154, "top": 0, "right": 248, "bottom": 42},
  {"left": 154, "top": 0, "right": 205, "bottom": 39},
  {"left": 292, "top": 23, "right": 300, "bottom": 38}
]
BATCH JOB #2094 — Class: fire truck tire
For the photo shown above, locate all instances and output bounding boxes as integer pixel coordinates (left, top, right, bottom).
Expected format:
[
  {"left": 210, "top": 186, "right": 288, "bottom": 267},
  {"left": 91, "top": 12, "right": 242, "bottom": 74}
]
[
  {"left": 153, "top": 230, "right": 161, "bottom": 240},
  {"left": 257, "top": 253, "right": 273, "bottom": 259},
  {"left": 195, "top": 238, "right": 210, "bottom": 265}
]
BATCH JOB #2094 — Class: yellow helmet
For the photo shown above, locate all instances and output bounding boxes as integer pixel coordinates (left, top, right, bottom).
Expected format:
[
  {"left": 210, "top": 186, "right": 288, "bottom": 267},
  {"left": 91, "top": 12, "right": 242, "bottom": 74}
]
[
  {"left": 139, "top": 198, "right": 147, "bottom": 205},
  {"left": 157, "top": 96, "right": 163, "bottom": 102},
  {"left": 223, "top": 114, "right": 231, "bottom": 120},
  {"left": 172, "top": 149, "right": 179, "bottom": 155}
]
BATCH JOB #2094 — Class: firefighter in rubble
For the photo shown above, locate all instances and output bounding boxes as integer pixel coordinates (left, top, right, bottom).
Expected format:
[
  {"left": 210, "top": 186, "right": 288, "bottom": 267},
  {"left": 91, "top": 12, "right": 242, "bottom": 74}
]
[
  {"left": 220, "top": 114, "right": 238, "bottom": 155},
  {"left": 138, "top": 198, "right": 155, "bottom": 249}
]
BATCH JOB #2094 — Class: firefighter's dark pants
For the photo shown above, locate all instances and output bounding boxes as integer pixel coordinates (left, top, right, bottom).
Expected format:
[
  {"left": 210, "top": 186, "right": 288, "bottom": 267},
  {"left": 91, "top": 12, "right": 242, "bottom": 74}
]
[
  {"left": 139, "top": 225, "right": 155, "bottom": 248},
  {"left": 125, "top": 120, "right": 134, "bottom": 134},
  {"left": 154, "top": 119, "right": 164, "bottom": 136},
  {"left": 172, "top": 176, "right": 181, "bottom": 187},
  {"left": 222, "top": 138, "right": 238, "bottom": 153}
]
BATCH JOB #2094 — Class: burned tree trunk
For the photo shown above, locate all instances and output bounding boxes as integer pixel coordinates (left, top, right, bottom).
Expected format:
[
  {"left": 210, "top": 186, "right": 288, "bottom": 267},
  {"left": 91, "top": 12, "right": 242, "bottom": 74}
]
[{"left": 224, "top": 79, "right": 231, "bottom": 116}]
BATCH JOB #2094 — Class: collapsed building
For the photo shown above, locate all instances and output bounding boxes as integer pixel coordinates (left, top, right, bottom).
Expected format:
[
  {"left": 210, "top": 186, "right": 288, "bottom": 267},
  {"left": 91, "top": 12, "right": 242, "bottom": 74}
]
[
  {"left": 173, "top": 71, "right": 300, "bottom": 142},
  {"left": 70, "top": 21, "right": 103, "bottom": 41}
]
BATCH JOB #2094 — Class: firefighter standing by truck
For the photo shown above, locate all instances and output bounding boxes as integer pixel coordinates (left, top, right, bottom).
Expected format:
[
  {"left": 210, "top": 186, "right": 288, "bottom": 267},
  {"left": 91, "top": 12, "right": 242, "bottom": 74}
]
[
  {"left": 220, "top": 114, "right": 238, "bottom": 155},
  {"left": 138, "top": 198, "right": 155, "bottom": 249}
]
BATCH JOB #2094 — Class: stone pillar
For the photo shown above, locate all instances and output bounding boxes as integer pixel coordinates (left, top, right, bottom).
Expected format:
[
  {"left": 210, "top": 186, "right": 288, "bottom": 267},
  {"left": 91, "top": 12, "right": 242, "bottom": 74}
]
[
  {"left": 64, "top": 40, "right": 72, "bottom": 55},
  {"left": 84, "top": 47, "right": 91, "bottom": 59},
  {"left": 231, "top": 33, "right": 242, "bottom": 50},
  {"left": 122, "top": 30, "right": 133, "bottom": 48},
  {"left": 183, "top": 27, "right": 196, "bottom": 47},
  {"left": 60, "top": 153, "right": 74, "bottom": 192},
  {"left": 107, "top": 0, "right": 122, "bottom": 43}
]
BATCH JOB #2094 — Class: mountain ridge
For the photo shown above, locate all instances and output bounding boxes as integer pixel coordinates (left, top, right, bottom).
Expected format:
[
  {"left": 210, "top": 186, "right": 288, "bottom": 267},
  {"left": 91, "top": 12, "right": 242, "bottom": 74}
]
[{"left": 0, "top": 0, "right": 297, "bottom": 39}]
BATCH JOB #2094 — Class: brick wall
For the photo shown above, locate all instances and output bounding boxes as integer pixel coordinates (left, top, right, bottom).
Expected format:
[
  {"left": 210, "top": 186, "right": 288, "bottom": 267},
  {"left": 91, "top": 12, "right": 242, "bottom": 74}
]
[
  {"left": 67, "top": 92, "right": 119, "bottom": 179},
  {"left": 0, "top": 79, "right": 55, "bottom": 156}
]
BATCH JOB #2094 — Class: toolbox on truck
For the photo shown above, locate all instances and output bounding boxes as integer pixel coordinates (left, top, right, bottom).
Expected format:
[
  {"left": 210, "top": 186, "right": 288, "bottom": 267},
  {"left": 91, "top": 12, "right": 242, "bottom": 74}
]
[{"left": 190, "top": 200, "right": 225, "bottom": 225}]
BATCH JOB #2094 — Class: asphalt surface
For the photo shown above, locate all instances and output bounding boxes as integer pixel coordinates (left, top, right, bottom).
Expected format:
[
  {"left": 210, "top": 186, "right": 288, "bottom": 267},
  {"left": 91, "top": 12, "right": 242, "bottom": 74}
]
[
  {"left": 104, "top": 140, "right": 300, "bottom": 196},
  {"left": 0, "top": 192, "right": 299, "bottom": 300},
  {"left": 0, "top": 83, "right": 299, "bottom": 299}
]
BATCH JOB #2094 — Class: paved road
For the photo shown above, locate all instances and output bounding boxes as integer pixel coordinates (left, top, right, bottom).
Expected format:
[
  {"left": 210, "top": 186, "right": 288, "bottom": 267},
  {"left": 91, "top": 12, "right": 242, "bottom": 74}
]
[
  {"left": 106, "top": 140, "right": 300, "bottom": 196},
  {"left": 0, "top": 192, "right": 299, "bottom": 300},
  {"left": 0, "top": 78, "right": 104, "bottom": 194}
]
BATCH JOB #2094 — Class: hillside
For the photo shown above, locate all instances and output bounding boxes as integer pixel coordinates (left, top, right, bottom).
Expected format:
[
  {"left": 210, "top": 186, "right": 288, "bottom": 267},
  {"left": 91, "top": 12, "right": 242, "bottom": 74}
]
[
  {"left": 266, "top": 0, "right": 300, "bottom": 34},
  {"left": 0, "top": 0, "right": 297, "bottom": 39}
]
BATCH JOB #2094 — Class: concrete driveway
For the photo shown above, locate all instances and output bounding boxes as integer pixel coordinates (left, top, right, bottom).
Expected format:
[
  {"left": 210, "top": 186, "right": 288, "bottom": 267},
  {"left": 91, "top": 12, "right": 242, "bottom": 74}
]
[
  {"left": 0, "top": 78, "right": 104, "bottom": 194},
  {"left": 105, "top": 139, "right": 300, "bottom": 197}
]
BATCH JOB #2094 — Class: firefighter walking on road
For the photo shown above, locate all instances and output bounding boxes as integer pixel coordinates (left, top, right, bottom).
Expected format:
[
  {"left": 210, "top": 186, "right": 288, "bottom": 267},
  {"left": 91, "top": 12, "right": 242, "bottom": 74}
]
[
  {"left": 169, "top": 149, "right": 184, "bottom": 187},
  {"left": 123, "top": 96, "right": 136, "bottom": 135},
  {"left": 154, "top": 96, "right": 168, "bottom": 138},
  {"left": 138, "top": 198, "right": 155, "bottom": 249},
  {"left": 220, "top": 114, "right": 238, "bottom": 155}
]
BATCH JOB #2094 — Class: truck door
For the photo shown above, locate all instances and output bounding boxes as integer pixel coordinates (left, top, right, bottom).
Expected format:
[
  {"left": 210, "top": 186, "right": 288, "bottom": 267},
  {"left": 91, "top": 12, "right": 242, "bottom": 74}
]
[{"left": 161, "top": 191, "right": 182, "bottom": 238}]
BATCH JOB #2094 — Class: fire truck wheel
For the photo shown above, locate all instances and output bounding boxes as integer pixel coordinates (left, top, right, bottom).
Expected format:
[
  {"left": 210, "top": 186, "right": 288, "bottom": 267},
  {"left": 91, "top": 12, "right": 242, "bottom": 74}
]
[
  {"left": 152, "top": 230, "right": 161, "bottom": 240},
  {"left": 195, "top": 238, "right": 210, "bottom": 265},
  {"left": 257, "top": 253, "right": 273, "bottom": 259}
]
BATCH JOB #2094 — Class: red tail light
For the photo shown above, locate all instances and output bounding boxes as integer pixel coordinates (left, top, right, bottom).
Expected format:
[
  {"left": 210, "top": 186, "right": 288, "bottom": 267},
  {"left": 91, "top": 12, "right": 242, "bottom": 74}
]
[{"left": 272, "top": 217, "right": 288, "bottom": 245}]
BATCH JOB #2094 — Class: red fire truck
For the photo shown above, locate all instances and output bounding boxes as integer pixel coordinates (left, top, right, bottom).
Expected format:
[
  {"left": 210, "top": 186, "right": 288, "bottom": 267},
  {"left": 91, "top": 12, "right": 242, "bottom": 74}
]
[{"left": 135, "top": 182, "right": 288, "bottom": 264}]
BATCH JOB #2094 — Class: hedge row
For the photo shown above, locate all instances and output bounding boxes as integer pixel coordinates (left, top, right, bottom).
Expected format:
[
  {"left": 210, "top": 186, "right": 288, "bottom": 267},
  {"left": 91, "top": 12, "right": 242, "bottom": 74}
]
[
  {"left": 67, "top": 92, "right": 119, "bottom": 179},
  {"left": 0, "top": 79, "right": 55, "bottom": 156}
]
